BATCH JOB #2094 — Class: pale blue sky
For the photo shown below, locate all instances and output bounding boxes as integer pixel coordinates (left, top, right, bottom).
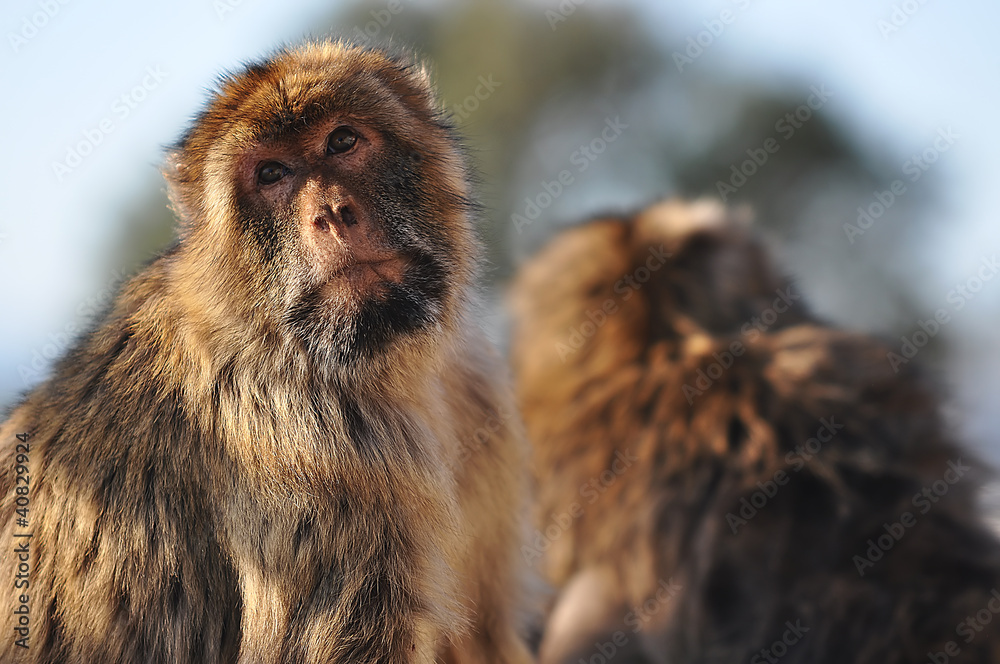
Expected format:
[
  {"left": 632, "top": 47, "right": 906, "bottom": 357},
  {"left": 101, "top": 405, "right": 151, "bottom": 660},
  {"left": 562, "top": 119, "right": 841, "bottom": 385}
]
[{"left": 1, "top": 0, "right": 998, "bottom": 455}]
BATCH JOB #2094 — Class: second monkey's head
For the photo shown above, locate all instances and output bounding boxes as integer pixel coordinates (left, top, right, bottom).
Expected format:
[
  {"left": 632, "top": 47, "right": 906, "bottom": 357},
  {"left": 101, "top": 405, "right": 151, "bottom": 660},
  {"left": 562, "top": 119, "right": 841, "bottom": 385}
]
[{"left": 164, "top": 41, "right": 476, "bottom": 369}]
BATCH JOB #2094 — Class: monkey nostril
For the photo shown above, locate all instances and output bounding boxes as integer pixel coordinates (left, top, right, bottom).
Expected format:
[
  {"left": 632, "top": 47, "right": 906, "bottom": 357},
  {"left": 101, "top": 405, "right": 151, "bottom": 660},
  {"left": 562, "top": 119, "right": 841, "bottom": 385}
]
[
  {"left": 341, "top": 205, "right": 357, "bottom": 227},
  {"left": 314, "top": 216, "right": 330, "bottom": 233}
]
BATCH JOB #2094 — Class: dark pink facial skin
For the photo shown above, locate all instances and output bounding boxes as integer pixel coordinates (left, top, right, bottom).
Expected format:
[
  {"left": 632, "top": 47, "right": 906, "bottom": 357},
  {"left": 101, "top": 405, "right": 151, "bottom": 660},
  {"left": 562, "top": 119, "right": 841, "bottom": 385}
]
[{"left": 236, "top": 119, "right": 410, "bottom": 297}]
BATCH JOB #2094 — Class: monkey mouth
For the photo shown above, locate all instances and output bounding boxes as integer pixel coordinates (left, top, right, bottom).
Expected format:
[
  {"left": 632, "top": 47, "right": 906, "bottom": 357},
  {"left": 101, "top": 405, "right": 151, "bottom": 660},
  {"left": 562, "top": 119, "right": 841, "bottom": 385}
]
[
  {"left": 342, "top": 256, "right": 409, "bottom": 289},
  {"left": 286, "top": 249, "right": 448, "bottom": 364}
]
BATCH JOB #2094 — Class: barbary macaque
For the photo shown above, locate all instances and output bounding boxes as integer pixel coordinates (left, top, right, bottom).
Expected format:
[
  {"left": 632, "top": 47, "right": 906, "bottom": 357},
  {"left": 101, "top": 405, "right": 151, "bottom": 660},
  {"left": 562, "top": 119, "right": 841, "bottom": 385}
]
[
  {"left": 0, "top": 41, "right": 533, "bottom": 664},
  {"left": 510, "top": 198, "right": 1000, "bottom": 663}
]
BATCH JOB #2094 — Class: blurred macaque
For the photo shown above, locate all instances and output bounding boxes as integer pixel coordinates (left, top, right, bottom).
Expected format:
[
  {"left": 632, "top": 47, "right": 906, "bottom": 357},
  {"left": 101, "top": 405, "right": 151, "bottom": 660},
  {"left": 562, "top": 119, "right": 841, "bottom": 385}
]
[{"left": 511, "top": 198, "right": 1000, "bottom": 663}]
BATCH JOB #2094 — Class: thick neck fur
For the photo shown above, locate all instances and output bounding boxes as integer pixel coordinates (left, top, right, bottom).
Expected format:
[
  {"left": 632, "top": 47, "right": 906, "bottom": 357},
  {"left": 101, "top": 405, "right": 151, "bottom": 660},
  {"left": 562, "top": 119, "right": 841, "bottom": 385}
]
[
  {"left": 79, "top": 247, "right": 466, "bottom": 507},
  {"left": 57, "top": 249, "right": 470, "bottom": 650}
]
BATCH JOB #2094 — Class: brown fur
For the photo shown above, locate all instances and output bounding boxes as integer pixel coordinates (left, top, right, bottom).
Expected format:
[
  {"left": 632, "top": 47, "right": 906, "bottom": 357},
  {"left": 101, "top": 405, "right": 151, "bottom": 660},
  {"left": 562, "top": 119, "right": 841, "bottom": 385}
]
[
  {"left": 510, "top": 199, "right": 1000, "bottom": 663},
  {"left": 0, "top": 41, "right": 532, "bottom": 664}
]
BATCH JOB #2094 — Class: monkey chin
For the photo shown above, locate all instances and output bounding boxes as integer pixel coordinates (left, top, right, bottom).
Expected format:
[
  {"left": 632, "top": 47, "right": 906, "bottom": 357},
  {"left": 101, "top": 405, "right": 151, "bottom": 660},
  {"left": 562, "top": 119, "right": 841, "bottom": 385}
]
[{"left": 288, "top": 252, "right": 447, "bottom": 366}]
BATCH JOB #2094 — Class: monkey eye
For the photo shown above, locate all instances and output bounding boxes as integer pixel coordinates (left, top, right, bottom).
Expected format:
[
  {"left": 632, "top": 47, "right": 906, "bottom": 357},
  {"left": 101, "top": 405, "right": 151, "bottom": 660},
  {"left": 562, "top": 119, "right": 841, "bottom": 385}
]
[
  {"left": 257, "top": 161, "right": 289, "bottom": 185},
  {"left": 327, "top": 126, "right": 359, "bottom": 155}
]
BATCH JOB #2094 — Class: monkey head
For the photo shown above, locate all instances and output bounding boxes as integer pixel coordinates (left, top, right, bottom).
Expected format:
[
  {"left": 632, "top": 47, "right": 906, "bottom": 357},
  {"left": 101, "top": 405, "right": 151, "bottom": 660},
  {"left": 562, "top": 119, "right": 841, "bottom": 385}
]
[
  {"left": 627, "top": 198, "right": 809, "bottom": 336},
  {"left": 164, "top": 42, "right": 476, "bottom": 368},
  {"left": 510, "top": 199, "right": 811, "bottom": 376}
]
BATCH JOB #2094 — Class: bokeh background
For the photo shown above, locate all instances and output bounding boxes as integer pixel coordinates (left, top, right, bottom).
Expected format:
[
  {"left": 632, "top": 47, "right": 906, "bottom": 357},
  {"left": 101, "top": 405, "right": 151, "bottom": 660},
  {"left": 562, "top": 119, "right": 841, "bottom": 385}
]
[{"left": 1, "top": 0, "right": 997, "bottom": 479}]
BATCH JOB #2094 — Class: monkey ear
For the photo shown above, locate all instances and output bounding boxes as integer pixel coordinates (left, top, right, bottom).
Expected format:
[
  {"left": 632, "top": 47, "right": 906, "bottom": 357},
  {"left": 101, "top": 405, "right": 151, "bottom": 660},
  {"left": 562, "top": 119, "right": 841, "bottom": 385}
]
[{"left": 162, "top": 150, "right": 200, "bottom": 237}]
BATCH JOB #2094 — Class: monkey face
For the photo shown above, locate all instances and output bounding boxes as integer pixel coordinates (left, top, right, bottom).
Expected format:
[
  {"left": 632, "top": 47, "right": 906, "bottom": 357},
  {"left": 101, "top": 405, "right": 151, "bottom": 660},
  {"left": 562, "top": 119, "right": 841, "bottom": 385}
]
[
  {"left": 165, "top": 43, "right": 476, "bottom": 365},
  {"left": 232, "top": 114, "right": 452, "bottom": 365}
]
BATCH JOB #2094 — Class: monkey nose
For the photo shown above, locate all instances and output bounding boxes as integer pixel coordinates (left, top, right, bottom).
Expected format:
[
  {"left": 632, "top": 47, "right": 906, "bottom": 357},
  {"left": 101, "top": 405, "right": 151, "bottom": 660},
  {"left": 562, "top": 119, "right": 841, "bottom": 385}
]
[
  {"left": 314, "top": 203, "right": 358, "bottom": 234},
  {"left": 314, "top": 205, "right": 333, "bottom": 233},
  {"left": 340, "top": 205, "right": 357, "bottom": 227}
]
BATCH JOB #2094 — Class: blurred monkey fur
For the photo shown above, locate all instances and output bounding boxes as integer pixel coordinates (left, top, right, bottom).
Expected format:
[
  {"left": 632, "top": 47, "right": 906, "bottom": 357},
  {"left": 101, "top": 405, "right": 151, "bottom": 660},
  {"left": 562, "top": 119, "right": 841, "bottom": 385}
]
[
  {"left": 510, "top": 199, "right": 1000, "bottom": 663},
  {"left": 0, "top": 42, "right": 533, "bottom": 663}
]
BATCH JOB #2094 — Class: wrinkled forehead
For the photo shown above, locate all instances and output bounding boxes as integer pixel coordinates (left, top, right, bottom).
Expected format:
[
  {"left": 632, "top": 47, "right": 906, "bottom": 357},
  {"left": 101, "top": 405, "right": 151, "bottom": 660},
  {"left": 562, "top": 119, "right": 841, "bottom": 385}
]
[{"left": 210, "top": 48, "right": 426, "bottom": 148}]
